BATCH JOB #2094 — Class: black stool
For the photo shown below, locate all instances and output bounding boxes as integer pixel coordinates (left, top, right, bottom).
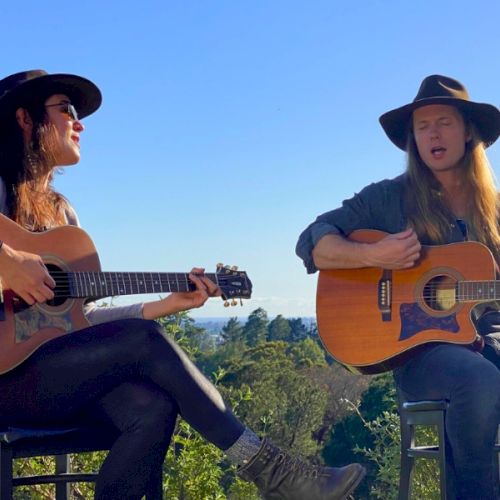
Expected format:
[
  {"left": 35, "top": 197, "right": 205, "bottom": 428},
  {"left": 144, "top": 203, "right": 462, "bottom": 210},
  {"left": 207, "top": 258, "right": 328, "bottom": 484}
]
[
  {"left": 399, "top": 400, "right": 448, "bottom": 500},
  {"left": 399, "top": 400, "right": 500, "bottom": 500},
  {"left": 0, "top": 425, "right": 164, "bottom": 499}
]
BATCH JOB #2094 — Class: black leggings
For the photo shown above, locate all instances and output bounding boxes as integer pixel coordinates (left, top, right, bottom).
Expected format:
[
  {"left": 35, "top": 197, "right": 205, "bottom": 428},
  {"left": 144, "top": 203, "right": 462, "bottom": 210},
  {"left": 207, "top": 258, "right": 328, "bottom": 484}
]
[{"left": 0, "top": 318, "right": 245, "bottom": 499}]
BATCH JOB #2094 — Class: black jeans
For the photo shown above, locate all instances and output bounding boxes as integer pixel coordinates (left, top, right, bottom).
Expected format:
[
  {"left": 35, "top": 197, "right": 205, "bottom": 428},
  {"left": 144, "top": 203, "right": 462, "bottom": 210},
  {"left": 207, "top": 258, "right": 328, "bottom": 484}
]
[
  {"left": 394, "top": 329, "right": 500, "bottom": 499},
  {"left": 0, "top": 318, "right": 245, "bottom": 499}
]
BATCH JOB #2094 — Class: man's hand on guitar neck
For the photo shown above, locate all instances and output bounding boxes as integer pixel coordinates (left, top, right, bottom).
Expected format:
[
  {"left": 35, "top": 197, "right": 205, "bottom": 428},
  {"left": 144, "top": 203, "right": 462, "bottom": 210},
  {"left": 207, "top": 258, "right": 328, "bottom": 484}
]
[
  {"left": 142, "top": 267, "right": 221, "bottom": 320},
  {"left": 313, "top": 228, "right": 421, "bottom": 270},
  {"left": 0, "top": 243, "right": 55, "bottom": 305}
]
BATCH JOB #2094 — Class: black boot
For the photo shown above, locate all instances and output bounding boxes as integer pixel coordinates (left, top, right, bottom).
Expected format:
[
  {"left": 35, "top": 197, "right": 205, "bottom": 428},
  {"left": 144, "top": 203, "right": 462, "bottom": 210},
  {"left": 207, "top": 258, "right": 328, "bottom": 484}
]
[{"left": 237, "top": 438, "right": 366, "bottom": 499}]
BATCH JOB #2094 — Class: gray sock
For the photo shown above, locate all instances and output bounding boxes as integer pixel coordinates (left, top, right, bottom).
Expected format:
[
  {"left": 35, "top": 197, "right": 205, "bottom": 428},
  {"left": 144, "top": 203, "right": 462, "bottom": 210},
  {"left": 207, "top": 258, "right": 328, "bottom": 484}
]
[{"left": 224, "top": 428, "right": 262, "bottom": 466}]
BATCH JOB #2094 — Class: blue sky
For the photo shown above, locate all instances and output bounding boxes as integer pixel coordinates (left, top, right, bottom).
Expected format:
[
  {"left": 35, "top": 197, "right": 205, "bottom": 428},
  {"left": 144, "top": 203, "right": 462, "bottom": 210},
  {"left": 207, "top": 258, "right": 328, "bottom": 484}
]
[{"left": 3, "top": 1, "right": 499, "bottom": 318}]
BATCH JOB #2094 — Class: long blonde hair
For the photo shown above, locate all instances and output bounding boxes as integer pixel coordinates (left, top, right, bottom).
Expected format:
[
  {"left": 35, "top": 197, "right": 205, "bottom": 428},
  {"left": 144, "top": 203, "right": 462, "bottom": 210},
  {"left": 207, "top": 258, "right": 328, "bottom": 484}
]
[{"left": 404, "top": 117, "right": 500, "bottom": 258}]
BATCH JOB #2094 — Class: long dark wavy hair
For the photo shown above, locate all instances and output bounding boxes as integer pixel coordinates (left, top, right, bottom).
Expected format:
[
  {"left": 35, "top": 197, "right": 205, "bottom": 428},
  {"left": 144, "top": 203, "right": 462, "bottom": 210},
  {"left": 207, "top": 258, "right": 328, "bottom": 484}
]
[{"left": 0, "top": 98, "right": 69, "bottom": 231}]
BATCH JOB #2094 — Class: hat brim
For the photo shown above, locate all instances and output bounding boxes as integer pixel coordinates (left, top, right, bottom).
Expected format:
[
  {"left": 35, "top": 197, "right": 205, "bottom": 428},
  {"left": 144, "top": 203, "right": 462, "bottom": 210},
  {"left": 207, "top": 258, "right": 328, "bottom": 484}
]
[
  {"left": 379, "top": 97, "right": 500, "bottom": 150},
  {"left": 0, "top": 73, "right": 101, "bottom": 121}
]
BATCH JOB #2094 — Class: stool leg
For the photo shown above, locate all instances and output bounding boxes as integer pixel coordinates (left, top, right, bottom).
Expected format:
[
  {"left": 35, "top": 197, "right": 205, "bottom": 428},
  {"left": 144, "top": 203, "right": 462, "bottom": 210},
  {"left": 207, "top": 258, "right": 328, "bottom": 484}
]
[
  {"left": 399, "top": 415, "right": 414, "bottom": 500},
  {"left": 0, "top": 442, "right": 13, "bottom": 500},
  {"left": 55, "top": 454, "right": 70, "bottom": 500},
  {"left": 497, "top": 426, "right": 500, "bottom": 485},
  {"left": 437, "top": 414, "right": 447, "bottom": 500}
]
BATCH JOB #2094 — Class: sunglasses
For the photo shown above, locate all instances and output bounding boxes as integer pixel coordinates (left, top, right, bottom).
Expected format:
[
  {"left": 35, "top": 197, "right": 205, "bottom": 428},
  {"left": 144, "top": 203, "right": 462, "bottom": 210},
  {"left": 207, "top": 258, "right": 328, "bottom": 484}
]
[{"left": 45, "top": 102, "right": 79, "bottom": 121}]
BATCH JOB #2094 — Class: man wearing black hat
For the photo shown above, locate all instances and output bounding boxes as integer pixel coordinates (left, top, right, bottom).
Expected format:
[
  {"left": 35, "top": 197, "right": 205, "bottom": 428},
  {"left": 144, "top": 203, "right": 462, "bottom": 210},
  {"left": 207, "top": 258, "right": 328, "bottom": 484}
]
[{"left": 297, "top": 75, "right": 500, "bottom": 499}]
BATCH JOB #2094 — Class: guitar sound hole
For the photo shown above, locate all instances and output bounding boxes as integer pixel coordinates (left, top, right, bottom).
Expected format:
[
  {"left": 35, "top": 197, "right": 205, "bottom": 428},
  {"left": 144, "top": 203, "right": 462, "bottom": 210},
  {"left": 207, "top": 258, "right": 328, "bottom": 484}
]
[
  {"left": 45, "top": 264, "right": 68, "bottom": 307},
  {"left": 423, "top": 275, "right": 457, "bottom": 312}
]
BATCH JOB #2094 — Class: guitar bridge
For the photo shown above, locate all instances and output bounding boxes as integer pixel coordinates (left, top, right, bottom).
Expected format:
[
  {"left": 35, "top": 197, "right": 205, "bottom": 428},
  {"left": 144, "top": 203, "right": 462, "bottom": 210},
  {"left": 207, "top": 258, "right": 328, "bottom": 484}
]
[{"left": 378, "top": 270, "right": 392, "bottom": 321}]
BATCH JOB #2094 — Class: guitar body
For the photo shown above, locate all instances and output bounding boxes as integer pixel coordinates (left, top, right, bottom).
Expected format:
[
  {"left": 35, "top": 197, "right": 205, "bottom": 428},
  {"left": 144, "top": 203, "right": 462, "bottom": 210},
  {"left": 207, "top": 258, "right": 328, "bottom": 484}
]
[
  {"left": 0, "top": 214, "right": 100, "bottom": 374},
  {"left": 316, "top": 230, "right": 496, "bottom": 374},
  {"left": 0, "top": 213, "right": 252, "bottom": 374}
]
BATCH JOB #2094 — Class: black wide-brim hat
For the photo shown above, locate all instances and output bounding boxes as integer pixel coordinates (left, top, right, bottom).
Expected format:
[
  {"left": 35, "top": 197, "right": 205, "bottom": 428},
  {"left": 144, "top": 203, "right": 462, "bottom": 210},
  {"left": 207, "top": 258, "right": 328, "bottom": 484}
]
[
  {"left": 0, "top": 69, "right": 102, "bottom": 121},
  {"left": 379, "top": 74, "right": 500, "bottom": 150}
]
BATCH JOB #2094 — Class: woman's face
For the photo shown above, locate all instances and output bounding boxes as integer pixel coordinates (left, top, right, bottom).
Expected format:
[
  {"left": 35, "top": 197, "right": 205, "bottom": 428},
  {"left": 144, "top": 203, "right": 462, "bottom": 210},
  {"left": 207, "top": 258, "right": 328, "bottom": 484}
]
[
  {"left": 43, "top": 93, "right": 84, "bottom": 166},
  {"left": 412, "top": 104, "right": 470, "bottom": 175}
]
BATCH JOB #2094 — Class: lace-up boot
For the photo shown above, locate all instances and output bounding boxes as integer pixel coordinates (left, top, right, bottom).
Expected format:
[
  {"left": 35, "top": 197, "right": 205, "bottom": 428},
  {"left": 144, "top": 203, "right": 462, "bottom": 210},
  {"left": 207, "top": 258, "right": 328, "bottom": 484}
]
[{"left": 237, "top": 438, "right": 365, "bottom": 499}]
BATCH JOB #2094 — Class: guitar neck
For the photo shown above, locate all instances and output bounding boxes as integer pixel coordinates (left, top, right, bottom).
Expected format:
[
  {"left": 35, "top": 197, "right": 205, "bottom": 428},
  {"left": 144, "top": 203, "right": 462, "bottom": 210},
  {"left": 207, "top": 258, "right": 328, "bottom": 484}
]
[
  {"left": 458, "top": 280, "right": 500, "bottom": 302},
  {"left": 61, "top": 272, "right": 218, "bottom": 298}
]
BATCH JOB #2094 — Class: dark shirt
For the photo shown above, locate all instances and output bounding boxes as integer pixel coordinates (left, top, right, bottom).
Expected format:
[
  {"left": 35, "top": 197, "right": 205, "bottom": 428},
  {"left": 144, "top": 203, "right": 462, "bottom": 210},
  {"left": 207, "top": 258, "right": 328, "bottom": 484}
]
[{"left": 296, "top": 173, "right": 474, "bottom": 274}]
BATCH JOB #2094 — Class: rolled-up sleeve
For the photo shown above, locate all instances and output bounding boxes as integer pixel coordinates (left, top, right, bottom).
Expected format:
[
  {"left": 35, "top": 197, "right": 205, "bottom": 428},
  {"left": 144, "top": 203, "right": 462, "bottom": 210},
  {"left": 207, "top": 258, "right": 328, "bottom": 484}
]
[{"left": 296, "top": 178, "right": 404, "bottom": 274}]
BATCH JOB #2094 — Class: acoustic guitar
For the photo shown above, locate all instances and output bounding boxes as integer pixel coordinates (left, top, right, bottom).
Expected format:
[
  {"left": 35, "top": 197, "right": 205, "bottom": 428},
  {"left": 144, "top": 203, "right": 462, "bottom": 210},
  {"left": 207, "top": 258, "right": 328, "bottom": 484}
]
[
  {"left": 0, "top": 214, "right": 252, "bottom": 374},
  {"left": 316, "top": 229, "right": 496, "bottom": 374}
]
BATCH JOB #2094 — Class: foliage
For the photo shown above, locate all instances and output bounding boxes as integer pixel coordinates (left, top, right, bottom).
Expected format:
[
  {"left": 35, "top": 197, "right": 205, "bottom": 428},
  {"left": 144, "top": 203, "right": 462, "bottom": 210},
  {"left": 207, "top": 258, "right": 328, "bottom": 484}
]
[
  {"left": 13, "top": 453, "right": 105, "bottom": 499},
  {"left": 345, "top": 389, "right": 440, "bottom": 499},
  {"left": 163, "top": 420, "right": 226, "bottom": 499},
  {"left": 267, "top": 314, "right": 291, "bottom": 342},
  {"left": 220, "top": 317, "right": 244, "bottom": 346},
  {"left": 242, "top": 307, "right": 269, "bottom": 346}
]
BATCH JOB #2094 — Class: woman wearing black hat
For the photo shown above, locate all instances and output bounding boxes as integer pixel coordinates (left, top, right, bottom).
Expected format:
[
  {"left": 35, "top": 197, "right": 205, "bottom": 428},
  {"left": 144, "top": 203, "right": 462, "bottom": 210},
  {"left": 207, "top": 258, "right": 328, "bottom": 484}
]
[
  {"left": 0, "top": 70, "right": 365, "bottom": 500},
  {"left": 297, "top": 75, "right": 500, "bottom": 499}
]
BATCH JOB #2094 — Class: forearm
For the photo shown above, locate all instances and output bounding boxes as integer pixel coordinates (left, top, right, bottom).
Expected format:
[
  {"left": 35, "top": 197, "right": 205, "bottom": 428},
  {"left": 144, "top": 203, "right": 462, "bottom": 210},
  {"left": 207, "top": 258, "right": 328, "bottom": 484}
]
[
  {"left": 312, "top": 234, "right": 372, "bottom": 270},
  {"left": 142, "top": 294, "right": 195, "bottom": 320}
]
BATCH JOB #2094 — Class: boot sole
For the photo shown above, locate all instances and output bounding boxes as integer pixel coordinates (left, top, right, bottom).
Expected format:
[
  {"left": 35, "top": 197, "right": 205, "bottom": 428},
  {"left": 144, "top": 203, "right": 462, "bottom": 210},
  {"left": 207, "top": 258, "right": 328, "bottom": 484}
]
[{"left": 337, "top": 465, "right": 366, "bottom": 500}]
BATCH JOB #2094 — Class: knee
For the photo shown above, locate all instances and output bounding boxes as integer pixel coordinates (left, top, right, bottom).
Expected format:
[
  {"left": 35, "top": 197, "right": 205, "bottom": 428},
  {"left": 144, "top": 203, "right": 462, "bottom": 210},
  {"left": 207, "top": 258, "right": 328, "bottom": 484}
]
[
  {"left": 453, "top": 357, "right": 500, "bottom": 417},
  {"left": 117, "top": 318, "right": 173, "bottom": 355},
  {"left": 125, "top": 384, "right": 179, "bottom": 440}
]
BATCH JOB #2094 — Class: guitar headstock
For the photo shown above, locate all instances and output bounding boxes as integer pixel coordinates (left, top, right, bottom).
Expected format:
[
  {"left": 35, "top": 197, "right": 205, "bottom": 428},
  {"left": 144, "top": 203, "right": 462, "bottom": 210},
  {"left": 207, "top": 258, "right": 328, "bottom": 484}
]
[{"left": 215, "top": 264, "right": 252, "bottom": 307}]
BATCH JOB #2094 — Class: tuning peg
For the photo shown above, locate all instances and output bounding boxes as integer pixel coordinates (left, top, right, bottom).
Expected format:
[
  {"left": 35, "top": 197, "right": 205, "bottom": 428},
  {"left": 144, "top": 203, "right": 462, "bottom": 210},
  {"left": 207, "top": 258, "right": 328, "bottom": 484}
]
[
  {"left": 231, "top": 265, "right": 238, "bottom": 271},
  {"left": 224, "top": 301, "right": 230, "bottom": 307},
  {"left": 231, "top": 299, "right": 238, "bottom": 306}
]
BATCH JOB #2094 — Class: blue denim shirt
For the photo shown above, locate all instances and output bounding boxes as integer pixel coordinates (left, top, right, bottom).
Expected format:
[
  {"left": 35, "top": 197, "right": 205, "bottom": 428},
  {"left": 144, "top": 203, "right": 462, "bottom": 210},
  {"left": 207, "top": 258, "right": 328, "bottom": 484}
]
[{"left": 296, "top": 173, "right": 473, "bottom": 274}]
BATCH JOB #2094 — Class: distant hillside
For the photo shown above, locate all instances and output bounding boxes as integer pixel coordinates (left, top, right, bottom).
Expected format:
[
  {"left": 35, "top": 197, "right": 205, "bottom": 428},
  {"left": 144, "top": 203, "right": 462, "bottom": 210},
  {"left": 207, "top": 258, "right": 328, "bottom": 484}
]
[{"left": 193, "top": 316, "right": 316, "bottom": 334}]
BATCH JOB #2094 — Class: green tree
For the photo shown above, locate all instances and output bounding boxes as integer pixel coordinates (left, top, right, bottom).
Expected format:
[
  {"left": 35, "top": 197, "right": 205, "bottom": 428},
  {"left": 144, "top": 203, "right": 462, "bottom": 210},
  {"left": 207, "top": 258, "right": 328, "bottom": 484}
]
[
  {"left": 223, "top": 342, "right": 328, "bottom": 457},
  {"left": 267, "top": 314, "right": 291, "bottom": 342},
  {"left": 220, "top": 317, "right": 244, "bottom": 346},
  {"left": 158, "top": 312, "right": 214, "bottom": 359},
  {"left": 288, "top": 317, "right": 309, "bottom": 342},
  {"left": 288, "top": 337, "right": 328, "bottom": 368},
  {"left": 242, "top": 308, "right": 269, "bottom": 347}
]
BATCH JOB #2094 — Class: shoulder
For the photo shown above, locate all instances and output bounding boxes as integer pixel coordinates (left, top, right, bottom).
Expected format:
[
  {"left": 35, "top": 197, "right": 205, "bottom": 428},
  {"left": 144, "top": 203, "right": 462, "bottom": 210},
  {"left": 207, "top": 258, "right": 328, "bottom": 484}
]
[
  {"left": 63, "top": 202, "right": 81, "bottom": 227},
  {"left": 355, "top": 174, "right": 406, "bottom": 200}
]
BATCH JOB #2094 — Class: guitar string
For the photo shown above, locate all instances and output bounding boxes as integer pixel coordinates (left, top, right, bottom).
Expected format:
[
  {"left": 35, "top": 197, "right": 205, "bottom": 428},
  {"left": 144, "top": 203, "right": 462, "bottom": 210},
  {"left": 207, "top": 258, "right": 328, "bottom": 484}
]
[{"left": 47, "top": 272, "right": 248, "bottom": 298}]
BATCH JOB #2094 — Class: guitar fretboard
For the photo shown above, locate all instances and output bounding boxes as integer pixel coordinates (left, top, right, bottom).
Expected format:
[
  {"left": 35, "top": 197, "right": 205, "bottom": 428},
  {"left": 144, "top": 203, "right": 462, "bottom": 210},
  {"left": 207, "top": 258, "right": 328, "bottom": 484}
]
[
  {"left": 54, "top": 272, "right": 219, "bottom": 298},
  {"left": 457, "top": 280, "right": 500, "bottom": 302}
]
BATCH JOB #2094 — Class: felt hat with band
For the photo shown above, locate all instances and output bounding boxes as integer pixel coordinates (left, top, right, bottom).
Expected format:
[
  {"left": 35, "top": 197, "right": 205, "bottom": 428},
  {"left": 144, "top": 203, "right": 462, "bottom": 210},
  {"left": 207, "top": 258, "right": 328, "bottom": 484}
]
[
  {"left": 379, "top": 74, "right": 500, "bottom": 150},
  {"left": 0, "top": 69, "right": 101, "bottom": 122}
]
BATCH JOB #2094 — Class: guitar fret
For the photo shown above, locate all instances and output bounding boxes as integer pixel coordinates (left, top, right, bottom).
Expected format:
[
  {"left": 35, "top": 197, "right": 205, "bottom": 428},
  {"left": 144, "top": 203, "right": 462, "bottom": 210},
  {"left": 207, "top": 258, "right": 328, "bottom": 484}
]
[
  {"left": 63, "top": 269, "right": 249, "bottom": 301},
  {"left": 458, "top": 280, "right": 498, "bottom": 302}
]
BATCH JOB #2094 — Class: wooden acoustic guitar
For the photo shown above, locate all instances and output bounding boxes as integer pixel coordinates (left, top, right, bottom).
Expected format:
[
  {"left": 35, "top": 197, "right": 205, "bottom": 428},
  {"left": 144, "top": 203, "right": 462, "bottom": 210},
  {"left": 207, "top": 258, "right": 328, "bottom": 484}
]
[
  {"left": 316, "top": 229, "right": 496, "bottom": 374},
  {"left": 0, "top": 214, "right": 252, "bottom": 374}
]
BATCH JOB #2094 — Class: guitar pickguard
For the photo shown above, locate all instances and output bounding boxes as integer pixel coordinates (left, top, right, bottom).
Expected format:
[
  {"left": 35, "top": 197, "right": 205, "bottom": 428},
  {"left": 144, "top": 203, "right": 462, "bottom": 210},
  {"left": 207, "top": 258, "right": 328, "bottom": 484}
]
[
  {"left": 399, "top": 302, "right": 460, "bottom": 341},
  {"left": 14, "top": 306, "right": 73, "bottom": 343}
]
